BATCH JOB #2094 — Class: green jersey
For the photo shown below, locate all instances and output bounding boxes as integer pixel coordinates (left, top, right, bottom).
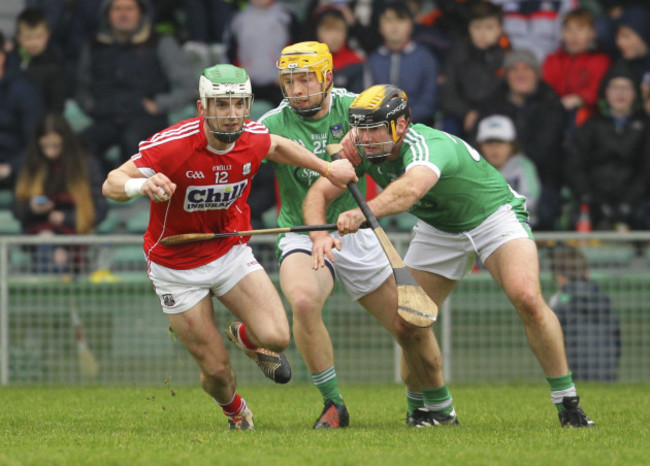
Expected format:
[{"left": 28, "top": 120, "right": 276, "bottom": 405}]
[
  {"left": 358, "top": 124, "right": 528, "bottom": 233},
  {"left": 258, "top": 88, "right": 366, "bottom": 227}
]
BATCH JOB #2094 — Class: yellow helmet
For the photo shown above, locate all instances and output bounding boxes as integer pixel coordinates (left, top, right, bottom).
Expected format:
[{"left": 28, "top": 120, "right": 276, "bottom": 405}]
[{"left": 276, "top": 41, "right": 333, "bottom": 117}]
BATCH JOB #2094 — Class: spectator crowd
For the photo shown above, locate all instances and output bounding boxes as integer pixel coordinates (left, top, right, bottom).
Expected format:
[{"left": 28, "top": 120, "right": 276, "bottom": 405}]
[{"left": 1, "top": 0, "right": 650, "bottom": 239}]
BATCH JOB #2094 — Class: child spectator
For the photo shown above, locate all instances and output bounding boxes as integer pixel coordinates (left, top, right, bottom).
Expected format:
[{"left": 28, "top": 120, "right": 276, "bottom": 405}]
[
  {"left": 440, "top": 1, "right": 509, "bottom": 138},
  {"left": 10, "top": 7, "right": 66, "bottom": 114},
  {"left": 12, "top": 114, "right": 107, "bottom": 274},
  {"left": 476, "top": 114, "right": 541, "bottom": 227},
  {"left": 224, "top": 0, "right": 300, "bottom": 106},
  {"left": 314, "top": 6, "right": 365, "bottom": 93},
  {"left": 549, "top": 245, "right": 621, "bottom": 382},
  {"left": 613, "top": 5, "right": 650, "bottom": 115},
  {"left": 542, "top": 7, "right": 612, "bottom": 127},
  {"left": 368, "top": 0, "right": 439, "bottom": 125},
  {"left": 565, "top": 63, "right": 650, "bottom": 231},
  {"left": 0, "top": 30, "right": 45, "bottom": 191}
]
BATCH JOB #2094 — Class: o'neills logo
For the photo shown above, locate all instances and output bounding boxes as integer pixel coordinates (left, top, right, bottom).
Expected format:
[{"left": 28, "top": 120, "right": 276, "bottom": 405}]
[{"left": 184, "top": 181, "right": 248, "bottom": 211}]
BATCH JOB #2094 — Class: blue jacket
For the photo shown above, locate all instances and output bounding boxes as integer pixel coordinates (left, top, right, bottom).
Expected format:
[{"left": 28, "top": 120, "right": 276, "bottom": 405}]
[{"left": 368, "top": 42, "right": 439, "bottom": 125}]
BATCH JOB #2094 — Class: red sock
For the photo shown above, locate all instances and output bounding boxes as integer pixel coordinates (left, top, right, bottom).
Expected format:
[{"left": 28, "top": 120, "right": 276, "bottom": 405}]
[
  {"left": 219, "top": 393, "right": 247, "bottom": 417},
  {"left": 237, "top": 323, "right": 257, "bottom": 350}
]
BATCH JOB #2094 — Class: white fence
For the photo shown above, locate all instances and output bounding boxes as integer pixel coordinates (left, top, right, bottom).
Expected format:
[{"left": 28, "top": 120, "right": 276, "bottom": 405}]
[{"left": 1, "top": 232, "right": 649, "bottom": 386}]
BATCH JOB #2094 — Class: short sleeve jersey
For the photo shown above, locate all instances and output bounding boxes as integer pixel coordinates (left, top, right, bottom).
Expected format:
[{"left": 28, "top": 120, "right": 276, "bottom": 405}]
[
  {"left": 358, "top": 124, "right": 527, "bottom": 233},
  {"left": 132, "top": 117, "right": 271, "bottom": 269},
  {"left": 258, "top": 88, "right": 366, "bottom": 226}
]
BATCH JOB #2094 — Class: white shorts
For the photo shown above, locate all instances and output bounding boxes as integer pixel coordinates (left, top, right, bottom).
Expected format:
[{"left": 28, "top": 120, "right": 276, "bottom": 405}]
[
  {"left": 148, "top": 244, "right": 264, "bottom": 314},
  {"left": 404, "top": 204, "right": 533, "bottom": 280},
  {"left": 278, "top": 230, "right": 393, "bottom": 301}
]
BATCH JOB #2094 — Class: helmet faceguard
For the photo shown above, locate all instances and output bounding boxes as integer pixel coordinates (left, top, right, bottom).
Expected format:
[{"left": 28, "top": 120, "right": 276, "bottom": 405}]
[
  {"left": 276, "top": 41, "right": 333, "bottom": 117},
  {"left": 199, "top": 64, "right": 254, "bottom": 143},
  {"left": 348, "top": 84, "right": 410, "bottom": 164}
]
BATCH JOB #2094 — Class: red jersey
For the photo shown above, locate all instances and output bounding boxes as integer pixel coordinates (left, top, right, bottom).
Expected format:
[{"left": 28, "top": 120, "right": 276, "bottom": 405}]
[
  {"left": 542, "top": 48, "right": 611, "bottom": 107},
  {"left": 132, "top": 116, "right": 271, "bottom": 269}
]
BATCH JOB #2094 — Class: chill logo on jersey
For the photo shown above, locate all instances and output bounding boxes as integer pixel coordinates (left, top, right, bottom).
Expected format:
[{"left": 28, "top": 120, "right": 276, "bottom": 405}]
[{"left": 184, "top": 180, "right": 248, "bottom": 211}]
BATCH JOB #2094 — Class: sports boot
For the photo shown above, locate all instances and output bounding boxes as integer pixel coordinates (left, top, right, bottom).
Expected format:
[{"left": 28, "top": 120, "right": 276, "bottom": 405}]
[
  {"left": 313, "top": 400, "right": 350, "bottom": 429},
  {"left": 226, "top": 322, "right": 291, "bottom": 384},
  {"left": 558, "top": 396, "right": 595, "bottom": 427}
]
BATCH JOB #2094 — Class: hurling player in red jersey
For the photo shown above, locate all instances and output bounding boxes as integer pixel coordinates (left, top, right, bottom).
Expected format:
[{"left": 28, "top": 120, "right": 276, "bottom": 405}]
[{"left": 102, "top": 64, "right": 356, "bottom": 430}]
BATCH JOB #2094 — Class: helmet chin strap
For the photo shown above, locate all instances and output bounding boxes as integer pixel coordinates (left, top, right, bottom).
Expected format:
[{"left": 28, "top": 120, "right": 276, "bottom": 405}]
[
  {"left": 205, "top": 115, "right": 244, "bottom": 143},
  {"left": 291, "top": 91, "right": 328, "bottom": 117}
]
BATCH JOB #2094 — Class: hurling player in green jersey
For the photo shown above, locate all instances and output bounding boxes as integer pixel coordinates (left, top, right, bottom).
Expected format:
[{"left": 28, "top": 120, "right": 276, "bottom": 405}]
[
  {"left": 305, "top": 84, "right": 595, "bottom": 428},
  {"left": 260, "top": 42, "right": 458, "bottom": 429}
]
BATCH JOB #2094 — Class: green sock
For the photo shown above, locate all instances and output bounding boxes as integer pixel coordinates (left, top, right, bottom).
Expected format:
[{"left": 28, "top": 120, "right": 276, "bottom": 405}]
[
  {"left": 312, "top": 366, "right": 343, "bottom": 404},
  {"left": 406, "top": 390, "right": 424, "bottom": 415},
  {"left": 547, "top": 372, "right": 576, "bottom": 412},
  {"left": 422, "top": 385, "right": 453, "bottom": 415}
]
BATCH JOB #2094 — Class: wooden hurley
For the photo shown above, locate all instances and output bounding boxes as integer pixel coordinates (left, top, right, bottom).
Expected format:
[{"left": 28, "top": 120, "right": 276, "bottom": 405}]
[{"left": 326, "top": 143, "right": 437, "bottom": 327}]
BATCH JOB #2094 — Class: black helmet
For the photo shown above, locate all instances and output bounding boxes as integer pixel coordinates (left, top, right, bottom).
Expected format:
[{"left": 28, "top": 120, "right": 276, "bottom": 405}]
[{"left": 348, "top": 84, "right": 410, "bottom": 163}]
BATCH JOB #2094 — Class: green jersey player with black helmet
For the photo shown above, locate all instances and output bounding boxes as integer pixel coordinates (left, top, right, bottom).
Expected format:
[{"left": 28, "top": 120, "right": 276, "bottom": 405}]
[
  {"left": 260, "top": 42, "right": 458, "bottom": 429},
  {"left": 305, "top": 84, "right": 595, "bottom": 428}
]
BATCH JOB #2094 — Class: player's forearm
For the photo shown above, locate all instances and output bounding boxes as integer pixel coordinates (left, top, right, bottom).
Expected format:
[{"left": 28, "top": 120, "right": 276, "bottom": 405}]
[
  {"left": 367, "top": 178, "right": 421, "bottom": 218},
  {"left": 103, "top": 169, "right": 135, "bottom": 202}
]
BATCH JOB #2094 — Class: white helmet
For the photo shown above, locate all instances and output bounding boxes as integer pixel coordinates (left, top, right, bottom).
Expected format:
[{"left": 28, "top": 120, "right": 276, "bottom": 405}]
[{"left": 199, "top": 64, "right": 254, "bottom": 143}]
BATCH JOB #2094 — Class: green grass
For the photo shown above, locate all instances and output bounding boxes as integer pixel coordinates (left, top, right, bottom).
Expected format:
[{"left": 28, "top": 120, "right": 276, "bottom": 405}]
[{"left": 1, "top": 383, "right": 648, "bottom": 465}]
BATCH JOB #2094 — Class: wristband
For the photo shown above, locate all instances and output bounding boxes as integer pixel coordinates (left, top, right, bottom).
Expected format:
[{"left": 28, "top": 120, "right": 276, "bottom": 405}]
[
  {"left": 323, "top": 161, "right": 331, "bottom": 177},
  {"left": 124, "top": 178, "right": 147, "bottom": 198}
]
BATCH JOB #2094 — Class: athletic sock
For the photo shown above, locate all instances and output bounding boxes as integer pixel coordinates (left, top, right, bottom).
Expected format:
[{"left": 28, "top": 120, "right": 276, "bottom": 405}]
[
  {"left": 311, "top": 366, "right": 344, "bottom": 405},
  {"left": 217, "top": 393, "right": 248, "bottom": 417},
  {"left": 423, "top": 384, "right": 454, "bottom": 415},
  {"left": 406, "top": 390, "right": 424, "bottom": 415},
  {"left": 547, "top": 372, "right": 577, "bottom": 412},
  {"left": 236, "top": 323, "right": 257, "bottom": 350}
]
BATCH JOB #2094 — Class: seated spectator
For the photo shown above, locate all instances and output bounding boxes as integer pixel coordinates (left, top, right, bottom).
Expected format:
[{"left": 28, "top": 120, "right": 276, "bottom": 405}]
[
  {"left": 313, "top": 6, "right": 365, "bottom": 93},
  {"left": 542, "top": 7, "right": 612, "bottom": 127},
  {"left": 440, "top": 1, "right": 509, "bottom": 138},
  {"left": 565, "top": 63, "right": 650, "bottom": 231},
  {"left": 476, "top": 114, "right": 541, "bottom": 227},
  {"left": 224, "top": 0, "right": 300, "bottom": 107},
  {"left": 302, "top": 0, "right": 386, "bottom": 55},
  {"left": 613, "top": 4, "right": 650, "bottom": 115},
  {"left": 9, "top": 7, "right": 65, "bottom": 113},
  {"left": 12, "top": 114, "right": 107, "bottom": 274},
  {"left": 368, "top": 1, "right": 439, "bottom": 125},
  {"left": 489, "top": 0, "right": 576, "bottom": 64},
  {"left": 0, "top": 30, "right": 45, "bottom": 191},
  {"left": 183, "top": 0, "right": 239, "bottom": 73},
  {"left": 477, "top": 49, "right": 566, "bottom": 230},
  {"left": 549, "top": 244, "right": 621, "bottom": 382},
  {"left": 76, "top": 0, "right": 196, "bottom": 174},
  {"left": 34, "top": 0, "right": 103, "bottom": 98}
]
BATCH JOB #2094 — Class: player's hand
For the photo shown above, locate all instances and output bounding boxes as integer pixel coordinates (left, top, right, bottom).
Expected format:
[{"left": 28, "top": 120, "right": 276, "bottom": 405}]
[
  {"left": 339, "top": 130, "right": 361, "bottom": 166},
  {"left": 311, "top": 233, "right": 342, "bottom": 270},
  {"left": 337, "top": 208, "right": 365, "bottom": 236},
  {"left": 326, "top": 159, "right": 358, "bottom": 189},
  {"left": 142, "top": 174, "right": 177, "bottom": 203}
]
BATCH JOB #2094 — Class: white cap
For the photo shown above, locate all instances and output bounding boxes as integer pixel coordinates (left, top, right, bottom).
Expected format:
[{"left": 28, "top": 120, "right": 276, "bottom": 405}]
[{"left": 476, "top": 115, "right": 516, "bottom": 143}]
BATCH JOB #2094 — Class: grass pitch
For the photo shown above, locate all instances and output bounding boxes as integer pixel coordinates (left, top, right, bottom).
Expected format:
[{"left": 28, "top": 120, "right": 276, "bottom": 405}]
[{"left": 0, "top": 383, "right": 647, "bottom": 465}]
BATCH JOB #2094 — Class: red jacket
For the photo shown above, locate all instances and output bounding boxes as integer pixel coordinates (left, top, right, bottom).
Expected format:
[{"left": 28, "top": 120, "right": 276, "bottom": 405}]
[{"left": 542, "top": 48, "right": 611, "bottom": 108}]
